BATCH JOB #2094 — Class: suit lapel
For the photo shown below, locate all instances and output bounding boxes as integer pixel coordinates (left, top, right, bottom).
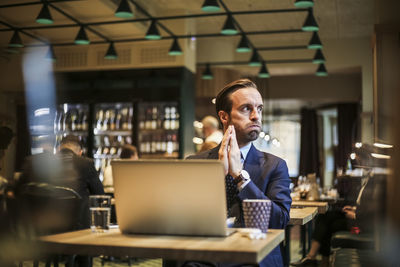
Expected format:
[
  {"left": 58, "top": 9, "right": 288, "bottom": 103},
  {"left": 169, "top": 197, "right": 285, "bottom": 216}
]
[{"left": 243, "top": 144, "right": 266, "bottom": 189}]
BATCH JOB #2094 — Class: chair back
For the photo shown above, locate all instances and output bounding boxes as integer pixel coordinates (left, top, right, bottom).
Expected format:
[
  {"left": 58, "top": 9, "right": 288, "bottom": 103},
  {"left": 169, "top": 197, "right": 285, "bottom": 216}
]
[{"left": 17, "top": 182, "right": 82, "bottom": 236}]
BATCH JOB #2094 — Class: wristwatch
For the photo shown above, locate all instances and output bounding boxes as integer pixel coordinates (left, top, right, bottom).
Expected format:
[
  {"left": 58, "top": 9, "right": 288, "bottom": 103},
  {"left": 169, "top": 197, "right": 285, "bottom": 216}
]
[{"left": 233, "top": 169, "right": 250, "bottom": 185}]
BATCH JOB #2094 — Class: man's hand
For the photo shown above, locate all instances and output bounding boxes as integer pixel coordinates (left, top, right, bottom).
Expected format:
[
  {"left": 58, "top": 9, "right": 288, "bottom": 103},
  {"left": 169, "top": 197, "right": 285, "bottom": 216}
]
[
  {"left": 218, "top": 125, "right": 242, "bottom": 177},
  {"left": 342, "top": 205, "right": 356, "bottom": 220}
]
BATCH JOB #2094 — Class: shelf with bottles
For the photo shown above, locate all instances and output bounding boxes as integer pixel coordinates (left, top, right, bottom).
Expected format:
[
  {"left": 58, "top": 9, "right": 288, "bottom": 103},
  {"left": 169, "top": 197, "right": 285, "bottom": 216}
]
[
  {"left": 93, "top": 102, "right": 134, "bottom": 181},
  {"left": 138, "top": 102, "right": 180, "bottom": 131},
  {"left": 54, "top": 104, "right": 89, "bottom": 135},
  {"left": 138, "top": 102, "right": 180, "bottom": 158},
  {"left": 139, "top": 132, "right": 179, "bottom": 158},
  {"left": 93, "top": 103, "right": 133, "bottom": 133}
]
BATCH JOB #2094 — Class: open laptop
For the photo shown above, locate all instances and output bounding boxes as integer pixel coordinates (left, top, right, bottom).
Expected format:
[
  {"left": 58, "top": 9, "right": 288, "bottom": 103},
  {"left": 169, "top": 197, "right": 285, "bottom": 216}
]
[{"left": 112, "top": 159, "right": 234, "bottom": 236}]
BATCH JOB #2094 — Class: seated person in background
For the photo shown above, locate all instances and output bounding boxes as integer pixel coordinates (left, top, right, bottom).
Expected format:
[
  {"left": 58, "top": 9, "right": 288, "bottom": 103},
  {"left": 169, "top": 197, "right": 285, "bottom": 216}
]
[
  {"left": 188, "top": 79, "right": 292, "bottom": 267},
  {"left": 17, "top": 134, "right": 104, "bottom": 228},
  {"left": 199, "top": 115, "right": 223, "bottom": 152},
  {"left": 292, "top": 170, "right": 374, "bottom": 267},
  {"left": 103, "top": 144, "right": 138, "bottom": 191}
]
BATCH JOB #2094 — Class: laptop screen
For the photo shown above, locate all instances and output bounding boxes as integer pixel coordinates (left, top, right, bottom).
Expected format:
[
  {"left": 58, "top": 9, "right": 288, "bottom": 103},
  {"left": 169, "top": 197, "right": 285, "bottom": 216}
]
[{"left": 112, "top": 159, "right": 228, "bottom": 236}]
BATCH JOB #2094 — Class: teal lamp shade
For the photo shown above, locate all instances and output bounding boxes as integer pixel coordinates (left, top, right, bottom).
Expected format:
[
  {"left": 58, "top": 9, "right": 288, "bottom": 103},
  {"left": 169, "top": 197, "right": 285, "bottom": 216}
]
[
  {"left": 74, "top": 26, "right": 90, "bottom": 45},
  {"left": 258, "top": 64, "right": 270, "bottom": 78},
  {"left": 316, "top": 64, "right": 328, "bottom": 76},
  {"left": 168, "top": 38, "right": 183, "bottom": 56},
  {"left": 302, "top": 10, "right": 319, "bottom": 32},
  {"left": 201, "top": 0, "right": 220, "bottom": 12},
  {"left": 294, "top": 0, "right": 314, "bottom": 8},
  {"left": 105, "top": 42, "right": 118, "bottom": 59},
  {"left": 202, "top": 64, "right": 213, "bottom": 80},
  {"left": 46, "top": 45, "right": 56, "bottom": 62},
  {"left": 249, "top": 51, "right": 261, "bottom": 67},
  {"left": 312, "top": 49, "right": 325, "bottom": 64},
  {"left": 308, "top": 32, "right": 322, "bottom": 49},
  {"left": 115, "top": 0, "right": 134, "bottom": 19},
  {"left": 8, "top": 31, "right": 24, "bottom": 48},
  {"left": 36, "top": 4, "right": 53, "bottom": 24},
  {"left": 145, "top": 20, "right": 161, "bottom": 40},
  {"left": 221, "top": 15, "right": 238, "bottom": 35},
  {"left": 236, "top": 35, "right": 251, "bottom": 53}
]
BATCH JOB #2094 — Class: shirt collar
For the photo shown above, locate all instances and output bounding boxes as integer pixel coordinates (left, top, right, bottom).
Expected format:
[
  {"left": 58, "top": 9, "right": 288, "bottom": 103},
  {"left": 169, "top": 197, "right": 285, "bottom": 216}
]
[{"left": 240, "top": 142, "right": 252, "bottom": 161}]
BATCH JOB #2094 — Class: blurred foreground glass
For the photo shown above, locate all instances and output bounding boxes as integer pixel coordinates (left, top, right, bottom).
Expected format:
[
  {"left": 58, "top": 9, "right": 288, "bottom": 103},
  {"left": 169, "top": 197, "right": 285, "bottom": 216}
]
[
  {"left": 242, "top": 199, "right": 272, "bottom": 233},
  {"left": 89, "top": 195, "right": 111, "bottom": 232}
]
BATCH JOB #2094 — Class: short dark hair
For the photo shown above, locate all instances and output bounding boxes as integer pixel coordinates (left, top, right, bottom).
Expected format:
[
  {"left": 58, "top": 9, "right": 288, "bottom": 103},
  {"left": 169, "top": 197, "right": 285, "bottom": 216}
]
[
  {"left": 120, "top": 144, "right": 138, "bottom": 159},
  {"left": 60, "top": 135, "right": 82, "bottom": 149},
  {"left": 215, "top": 78, "right": 258, "bottom": 115}
]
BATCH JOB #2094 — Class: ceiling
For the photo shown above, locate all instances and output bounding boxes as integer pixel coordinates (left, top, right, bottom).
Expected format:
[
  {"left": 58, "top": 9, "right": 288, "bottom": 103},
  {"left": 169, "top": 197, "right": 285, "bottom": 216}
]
[{"left": 0, "top": 0, "right": 374, "bottom": 76}]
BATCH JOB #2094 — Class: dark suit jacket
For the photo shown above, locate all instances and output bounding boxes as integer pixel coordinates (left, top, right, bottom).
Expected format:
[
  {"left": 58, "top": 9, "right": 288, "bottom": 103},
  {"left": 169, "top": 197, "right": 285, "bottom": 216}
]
[{"left": 188, "top": 144, "right": 292, "bottom": 267}]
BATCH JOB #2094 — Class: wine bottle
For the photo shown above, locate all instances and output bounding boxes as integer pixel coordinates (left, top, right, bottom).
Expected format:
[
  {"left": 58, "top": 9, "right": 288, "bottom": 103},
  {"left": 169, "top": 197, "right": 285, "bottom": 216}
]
[
  {"left": 63, "top": 110, "right": 70, "bottom": 131},
  {"left": 121, "top": 108, "right": 128, "bottom": 130},
  {"left": 103, "top": 110, "right": 110, "bottom": 131},
  {"left": 71, "top": 109, "right": 77, "bottom": 131},
  {"left": 81, "top": 112, "right": 88, "bottom": 131},
  {"left": 115, "top": 112, "right": 122, "bottom": 130},
  {"left": 164, "top": 106, "right": 171, "bottom": 130},
  {"left": 96, "top": 109, "right": 103, "bottom": 130},
  {"left": 110, "top": 109, "right": 116, "bottom": 130},
  {"left": 151, "top": 106, "right": 157, "bottom": 130},
  {"left": 128, "top": 107, "right": 133, "bottom": 130}
]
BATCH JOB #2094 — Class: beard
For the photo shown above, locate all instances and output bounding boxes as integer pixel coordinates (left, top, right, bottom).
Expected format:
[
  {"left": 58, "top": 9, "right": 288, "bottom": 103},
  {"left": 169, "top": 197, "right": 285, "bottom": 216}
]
[{"left": 234, "top": 125, "right": 260, "bottom": 144}]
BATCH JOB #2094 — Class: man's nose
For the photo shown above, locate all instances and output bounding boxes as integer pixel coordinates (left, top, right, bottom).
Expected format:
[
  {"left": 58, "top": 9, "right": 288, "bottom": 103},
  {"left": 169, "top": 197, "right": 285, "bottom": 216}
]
[{"left": 250, "top": 109, "right": 260, "bottom": 121}]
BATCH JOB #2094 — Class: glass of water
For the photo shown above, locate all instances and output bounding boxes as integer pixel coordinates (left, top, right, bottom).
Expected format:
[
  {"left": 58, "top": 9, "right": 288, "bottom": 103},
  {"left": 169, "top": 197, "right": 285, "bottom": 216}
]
[{"left": 89, "top": 195, "right": 111, "bottom": 233}]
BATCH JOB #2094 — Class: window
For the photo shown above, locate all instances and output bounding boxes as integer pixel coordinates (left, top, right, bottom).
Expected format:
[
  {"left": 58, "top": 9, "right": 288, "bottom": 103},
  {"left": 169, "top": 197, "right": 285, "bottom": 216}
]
[{"left": 253, "top": 116, "right": 301, "bottom": 177}]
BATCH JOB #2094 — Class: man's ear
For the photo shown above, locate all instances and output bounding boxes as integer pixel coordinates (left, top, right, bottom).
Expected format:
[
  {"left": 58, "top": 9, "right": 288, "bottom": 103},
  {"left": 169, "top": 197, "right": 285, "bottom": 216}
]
[{"left": 218, "top": 111, "right": 229, "bottom": 128}]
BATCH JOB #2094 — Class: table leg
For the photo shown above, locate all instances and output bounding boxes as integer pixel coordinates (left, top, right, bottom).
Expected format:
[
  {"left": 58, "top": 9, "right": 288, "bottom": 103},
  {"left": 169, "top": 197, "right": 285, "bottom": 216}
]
[
  {"left": 300, "top": 225, "right": 306, "bottom": 258},
  {"left": 307, "top": 219, "right": 314, "bottom": 251},
  {"left": 283, "top": 225, "right": 292, "bottom": 267}
]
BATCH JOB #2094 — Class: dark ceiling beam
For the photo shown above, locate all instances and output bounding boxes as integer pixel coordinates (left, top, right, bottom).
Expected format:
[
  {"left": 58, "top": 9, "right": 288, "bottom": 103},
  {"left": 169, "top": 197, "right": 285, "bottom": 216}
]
[
  {"left": 0, "top": 20, "right": 48, "bottom": 44},
  {"left": 22, "top": 29, "right": 305, "bottom": 47},
  {"left": 47, "top": 2, "right": 110, "bottom": 42},
  {"left": 129, "top": 0, "right": 175, "bottom": 37},
  {"left": 258, "top": 45, "right": 308, "bottom": 51},
  {"left": 0, "top": 8, "right": 309, "bottom": 32},
  {"left": 218, "top": 0, "right": 262, "bottom": 61},
  {"left": 197, "top": 59, "right": 313, "bottom": 66},
  {"left": 0, "top": 0, "right": 80, "bottom": 9}
]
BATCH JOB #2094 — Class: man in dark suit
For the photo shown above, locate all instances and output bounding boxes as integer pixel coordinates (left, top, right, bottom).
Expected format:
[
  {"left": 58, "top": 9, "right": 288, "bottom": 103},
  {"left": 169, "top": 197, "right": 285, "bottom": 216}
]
[
  {"left": 16, "top": 135, "right": 104, "bottom": 267},
  {"left": 188, "top": 79, "right": 292, "bottom": 267},
  {"left": 18, "top": 135, "right": 104, "bottom": 228}
]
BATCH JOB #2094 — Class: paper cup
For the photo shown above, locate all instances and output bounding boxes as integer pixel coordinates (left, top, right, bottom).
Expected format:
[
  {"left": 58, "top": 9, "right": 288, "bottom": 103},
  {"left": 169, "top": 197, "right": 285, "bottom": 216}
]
[{"left": 242, "top": 199, "right": 271, "bottom": 233}]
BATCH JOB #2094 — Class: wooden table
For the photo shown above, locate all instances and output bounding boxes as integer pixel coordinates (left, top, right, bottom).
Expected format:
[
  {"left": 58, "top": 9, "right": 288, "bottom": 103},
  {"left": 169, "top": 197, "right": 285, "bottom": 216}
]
[
  {"left": 292, "top": 201, "right": 329, "bottom": 214},
  {"left": 38, "top": 228, "right": 285, "bottom": 264},
  {"left": 283, "top": 207, "right": 318, "bottom": 266},
  {"left": 289, "top": 207, "right": 318, "bottom": 225}
]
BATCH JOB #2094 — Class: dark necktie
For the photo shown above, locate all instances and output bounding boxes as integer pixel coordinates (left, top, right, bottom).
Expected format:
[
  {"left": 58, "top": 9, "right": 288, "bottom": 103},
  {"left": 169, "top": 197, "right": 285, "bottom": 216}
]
[{"left": 225, "top": 176, "right": 244, "bottom": 227}]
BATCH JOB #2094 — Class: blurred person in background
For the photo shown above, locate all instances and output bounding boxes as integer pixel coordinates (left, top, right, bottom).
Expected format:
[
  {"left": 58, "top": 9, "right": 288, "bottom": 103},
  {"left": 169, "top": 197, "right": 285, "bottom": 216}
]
[
  {"left": 17, "top": 134, "right": 104, "bottom": 227},
  {"left": 199, "top": 115, "right": 223, "bottom": 152},
  {"left": 103, "top": 144, "right": 138, "bottom": 192},
  {"left": 15, "top": 134, "right": 104, "bottom": 267}
]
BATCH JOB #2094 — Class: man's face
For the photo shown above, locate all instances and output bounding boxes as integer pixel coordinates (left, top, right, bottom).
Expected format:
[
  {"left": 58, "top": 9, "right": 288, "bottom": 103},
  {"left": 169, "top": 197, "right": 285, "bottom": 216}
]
[{"left": 220, "top": 87, "right": 263, "bottom": 147}]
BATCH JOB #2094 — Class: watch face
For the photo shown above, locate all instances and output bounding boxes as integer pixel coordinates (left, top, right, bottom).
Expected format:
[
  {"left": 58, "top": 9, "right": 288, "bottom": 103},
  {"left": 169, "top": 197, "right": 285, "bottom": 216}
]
[{"left": 241, "top": 170, "right": 250, "bottom": 179}]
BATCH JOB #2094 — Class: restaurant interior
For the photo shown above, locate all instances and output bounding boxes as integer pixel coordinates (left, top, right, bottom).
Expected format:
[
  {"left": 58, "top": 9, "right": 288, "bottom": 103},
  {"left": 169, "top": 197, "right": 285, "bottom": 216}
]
[{"left": 0, "top": 0, "right": 400, "bottom": 266}]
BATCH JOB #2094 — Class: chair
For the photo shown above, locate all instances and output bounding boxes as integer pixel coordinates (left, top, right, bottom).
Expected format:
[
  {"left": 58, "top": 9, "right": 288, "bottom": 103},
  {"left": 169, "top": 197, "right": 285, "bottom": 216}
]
[{"left": 16, "top": 182, "right": 82, "bottom": 267}]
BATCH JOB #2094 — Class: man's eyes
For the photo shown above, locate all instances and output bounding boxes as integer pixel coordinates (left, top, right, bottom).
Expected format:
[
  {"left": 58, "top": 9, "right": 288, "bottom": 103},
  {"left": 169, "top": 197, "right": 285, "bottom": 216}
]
[{"left": 241, "top": 106, "right": 263, "bottom": 112}]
